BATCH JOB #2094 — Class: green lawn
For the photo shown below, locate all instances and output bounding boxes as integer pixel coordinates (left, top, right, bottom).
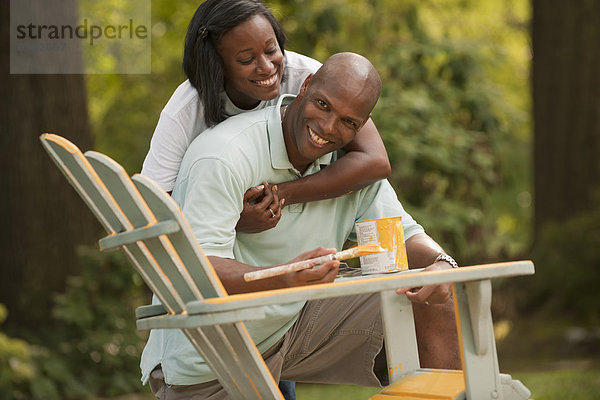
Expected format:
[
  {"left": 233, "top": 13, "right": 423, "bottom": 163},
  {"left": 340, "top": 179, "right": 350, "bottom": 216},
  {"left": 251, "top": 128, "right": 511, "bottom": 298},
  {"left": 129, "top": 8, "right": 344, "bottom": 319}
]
[
  {"left": 295, "top": 369, "right": 600, "bottom": 400},
  {"left": 103, "top": 368, "right": 600, "bottom": 400}
]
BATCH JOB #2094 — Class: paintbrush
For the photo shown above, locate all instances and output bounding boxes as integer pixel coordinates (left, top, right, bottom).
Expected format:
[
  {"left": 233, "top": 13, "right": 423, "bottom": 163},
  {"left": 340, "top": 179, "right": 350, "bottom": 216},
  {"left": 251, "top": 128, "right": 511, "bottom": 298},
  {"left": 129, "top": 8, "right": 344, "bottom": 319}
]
[{"left": 243, "top": 244, "right": 385, "bottom": 282}]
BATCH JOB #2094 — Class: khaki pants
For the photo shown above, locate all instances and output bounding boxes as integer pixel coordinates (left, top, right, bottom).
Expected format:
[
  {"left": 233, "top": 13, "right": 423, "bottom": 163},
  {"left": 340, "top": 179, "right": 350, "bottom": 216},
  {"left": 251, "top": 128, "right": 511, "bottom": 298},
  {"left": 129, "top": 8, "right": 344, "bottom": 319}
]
[{"left": 149, "top": 293, "right": 388, "bottom": 399}]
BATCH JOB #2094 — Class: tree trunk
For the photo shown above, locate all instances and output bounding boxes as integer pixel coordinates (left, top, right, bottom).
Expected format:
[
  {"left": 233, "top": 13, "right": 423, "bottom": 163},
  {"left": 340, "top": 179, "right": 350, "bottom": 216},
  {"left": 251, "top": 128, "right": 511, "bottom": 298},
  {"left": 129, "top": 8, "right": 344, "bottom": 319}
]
[
  {"left": 0, "top": 0, "right": 100, "bottom": 329},
  {"left": 532, "top": 0, "right": 600, "bottom": 235}
]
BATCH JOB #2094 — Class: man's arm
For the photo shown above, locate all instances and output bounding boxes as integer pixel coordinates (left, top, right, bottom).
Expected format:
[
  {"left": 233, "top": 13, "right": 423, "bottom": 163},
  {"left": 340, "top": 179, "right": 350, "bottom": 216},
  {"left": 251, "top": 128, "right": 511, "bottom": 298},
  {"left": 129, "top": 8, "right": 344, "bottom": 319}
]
[
  {"left": 208, "top": 247, "right": 340, "bottom": 295},
  {"left": 276, "top": 119, "right": 390, "bottom": 205},
  {"left": 398, "top": 232, "right": 455, "bottom": 304},
  {"left": 403, "top": 233, "right": 462, "bottom": 369}
]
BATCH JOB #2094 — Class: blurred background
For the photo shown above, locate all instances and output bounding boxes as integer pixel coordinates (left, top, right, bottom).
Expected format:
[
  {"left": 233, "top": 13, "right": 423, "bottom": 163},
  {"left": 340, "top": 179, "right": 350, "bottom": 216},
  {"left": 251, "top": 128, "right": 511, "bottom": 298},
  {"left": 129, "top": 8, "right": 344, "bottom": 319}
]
[{"left": 1, "top": 0, "right": 599, "bottom": 398}]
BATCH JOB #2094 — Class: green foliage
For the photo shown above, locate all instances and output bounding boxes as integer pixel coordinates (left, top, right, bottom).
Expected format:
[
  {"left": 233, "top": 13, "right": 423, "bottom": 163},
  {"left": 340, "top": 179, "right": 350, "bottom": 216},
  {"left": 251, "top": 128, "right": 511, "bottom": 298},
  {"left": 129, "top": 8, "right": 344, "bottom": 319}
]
[
  {"left": 0, "top": 251, "right": 150, "bottom": 399},
  {"left": 524, "top": 201, "right": 600, "bottom": 323},
  {"left": 87, "top": 0, "right": 532, "bottom": 265},
  {"left": 86, "top": 2, "right": 196, "bottom": 174},
  {"left": 0, "top": 305, "right": 36, "bottom": 399},
  {"left": 271, "top": 0, "right": 532, "bottom": 264},
  {"left": 375, "top": 26, "right": 529, "bottom": 263}
]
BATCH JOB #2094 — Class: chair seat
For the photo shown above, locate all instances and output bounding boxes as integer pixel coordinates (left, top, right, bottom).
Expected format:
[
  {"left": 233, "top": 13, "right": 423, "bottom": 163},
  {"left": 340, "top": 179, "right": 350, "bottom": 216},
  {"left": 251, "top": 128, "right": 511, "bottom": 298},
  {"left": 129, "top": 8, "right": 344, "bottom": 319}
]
[{"left": 370, "top": 369, "right": 465, "bottom": 400}]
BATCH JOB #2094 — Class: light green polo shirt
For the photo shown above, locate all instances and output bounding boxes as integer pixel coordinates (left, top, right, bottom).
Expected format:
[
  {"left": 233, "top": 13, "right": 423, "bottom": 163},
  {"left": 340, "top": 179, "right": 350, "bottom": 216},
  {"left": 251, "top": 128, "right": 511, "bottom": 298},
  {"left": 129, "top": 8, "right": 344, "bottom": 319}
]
[{"left": 140, "top": 94, "right": 424, "bottom": 385}]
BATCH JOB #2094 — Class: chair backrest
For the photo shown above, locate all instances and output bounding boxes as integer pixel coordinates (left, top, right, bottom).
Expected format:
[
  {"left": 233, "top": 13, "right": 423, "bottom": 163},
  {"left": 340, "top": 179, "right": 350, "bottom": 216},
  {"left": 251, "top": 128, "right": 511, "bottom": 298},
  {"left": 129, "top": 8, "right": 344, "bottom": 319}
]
[
  {"left": 40, "top": 133, "right": 283, "bottom": 399},
  {"left": 40, "top": 133, "right": 226, "bottom": 313}
]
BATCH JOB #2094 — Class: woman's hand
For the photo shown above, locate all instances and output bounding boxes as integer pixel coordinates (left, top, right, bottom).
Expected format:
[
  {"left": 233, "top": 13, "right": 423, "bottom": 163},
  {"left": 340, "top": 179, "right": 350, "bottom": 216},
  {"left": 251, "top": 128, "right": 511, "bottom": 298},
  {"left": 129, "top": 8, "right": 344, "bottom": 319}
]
[{"left": 235, "top": 182, "right": 285, "bottom": 233}]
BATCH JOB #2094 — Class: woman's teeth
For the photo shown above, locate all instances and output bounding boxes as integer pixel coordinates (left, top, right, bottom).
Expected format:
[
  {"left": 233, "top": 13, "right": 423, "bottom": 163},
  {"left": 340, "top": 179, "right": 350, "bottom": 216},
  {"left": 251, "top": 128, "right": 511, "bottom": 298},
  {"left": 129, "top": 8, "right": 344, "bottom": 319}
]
[
  {"left": 253, "top": 74, "right": 277, "bottom": 86},
  {"left": 309, "top": 127, "right": 330, "bottom": 145}
]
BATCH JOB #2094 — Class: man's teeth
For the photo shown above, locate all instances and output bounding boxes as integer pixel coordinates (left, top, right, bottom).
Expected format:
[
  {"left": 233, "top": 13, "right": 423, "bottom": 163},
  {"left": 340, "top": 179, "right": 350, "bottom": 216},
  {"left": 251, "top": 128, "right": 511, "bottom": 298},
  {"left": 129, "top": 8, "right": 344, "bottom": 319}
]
[
  {"left": 309, "top": 127, "right": 330, "bottom": 145},
  {"left": 254, "top": 74, "right": 277, "bottom": 86}
]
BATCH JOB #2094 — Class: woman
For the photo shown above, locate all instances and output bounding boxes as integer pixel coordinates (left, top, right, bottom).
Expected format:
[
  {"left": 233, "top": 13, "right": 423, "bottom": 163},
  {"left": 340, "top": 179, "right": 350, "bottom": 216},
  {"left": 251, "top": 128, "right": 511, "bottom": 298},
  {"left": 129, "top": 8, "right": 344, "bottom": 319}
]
[{"left": 141, "top": 0, "right": 391, "bottom": 235}]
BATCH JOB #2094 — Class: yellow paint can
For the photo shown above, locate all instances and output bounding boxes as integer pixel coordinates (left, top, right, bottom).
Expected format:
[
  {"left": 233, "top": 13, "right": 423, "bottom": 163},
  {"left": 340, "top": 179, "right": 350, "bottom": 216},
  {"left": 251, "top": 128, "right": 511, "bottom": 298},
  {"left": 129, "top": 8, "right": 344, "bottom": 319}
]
[{"left": 355, "top": 217, "right": 408, "bottom": 274}]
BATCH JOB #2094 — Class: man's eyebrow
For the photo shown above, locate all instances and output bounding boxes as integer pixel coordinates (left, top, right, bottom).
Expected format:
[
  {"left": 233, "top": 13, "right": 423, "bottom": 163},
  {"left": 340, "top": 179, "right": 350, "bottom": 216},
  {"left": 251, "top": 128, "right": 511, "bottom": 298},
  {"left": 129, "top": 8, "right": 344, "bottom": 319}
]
[{"left": 236, "top": 38, "right": 276, "bottom": 56}]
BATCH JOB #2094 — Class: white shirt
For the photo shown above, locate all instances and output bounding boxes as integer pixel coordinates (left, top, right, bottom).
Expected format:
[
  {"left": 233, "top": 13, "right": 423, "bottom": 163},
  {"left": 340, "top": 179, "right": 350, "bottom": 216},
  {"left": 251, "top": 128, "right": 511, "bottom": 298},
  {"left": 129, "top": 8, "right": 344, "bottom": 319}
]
[{"left": 140, "top": 51, "right": 322, "bottom": 192}]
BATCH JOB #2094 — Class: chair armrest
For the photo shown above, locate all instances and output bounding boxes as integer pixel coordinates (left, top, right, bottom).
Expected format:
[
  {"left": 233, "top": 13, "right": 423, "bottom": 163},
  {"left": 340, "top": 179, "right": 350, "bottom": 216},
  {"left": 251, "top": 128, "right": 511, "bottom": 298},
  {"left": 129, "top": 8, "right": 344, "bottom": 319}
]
[
  {"left": 136, "top": 304, "right": 167, "bottom": 319},
  {"left": 136, "top": 306, "right": 267, "bottom": 331},
  {"left": 186, "top": 261, "right": 534, "bottom": 314}
]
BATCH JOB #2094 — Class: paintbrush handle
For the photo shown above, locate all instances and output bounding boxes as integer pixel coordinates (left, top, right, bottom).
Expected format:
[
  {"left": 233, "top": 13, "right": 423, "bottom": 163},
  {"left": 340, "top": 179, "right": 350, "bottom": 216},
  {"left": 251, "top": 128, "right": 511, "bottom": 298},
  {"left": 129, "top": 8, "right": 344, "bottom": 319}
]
[
  {"left": 243, "top": 245, "right": 384, "bottom": 282},
  {"left": 244, "top": 253, "right": 336, "bottom": 282}
]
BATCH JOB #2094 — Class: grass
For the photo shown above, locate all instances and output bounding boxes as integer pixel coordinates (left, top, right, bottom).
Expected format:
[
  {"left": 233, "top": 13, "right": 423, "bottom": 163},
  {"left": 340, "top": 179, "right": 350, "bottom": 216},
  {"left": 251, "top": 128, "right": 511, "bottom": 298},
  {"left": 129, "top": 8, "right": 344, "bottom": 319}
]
[
  {"left": 102, "top": 315, "right": 600, "bottom": 399},
  {"left": 514, "top": 369, "right": 600, "bottom": 400},
  {"left": 100, "top": 367, "right": 600, "bottom": 400},
  {"left": 295, "top": 369, "right": 600, "bottom": 400}
]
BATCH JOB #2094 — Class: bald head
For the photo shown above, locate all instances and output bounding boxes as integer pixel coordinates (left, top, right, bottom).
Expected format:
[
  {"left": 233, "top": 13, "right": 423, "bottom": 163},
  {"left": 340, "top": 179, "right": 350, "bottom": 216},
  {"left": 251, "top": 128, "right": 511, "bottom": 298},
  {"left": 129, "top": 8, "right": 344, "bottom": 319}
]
[
  {"left": 283, "top": 52, "right": 382, "bottom": 173},
  {"left": 311, "top": 52, "right": 382, "bottom": 118}
]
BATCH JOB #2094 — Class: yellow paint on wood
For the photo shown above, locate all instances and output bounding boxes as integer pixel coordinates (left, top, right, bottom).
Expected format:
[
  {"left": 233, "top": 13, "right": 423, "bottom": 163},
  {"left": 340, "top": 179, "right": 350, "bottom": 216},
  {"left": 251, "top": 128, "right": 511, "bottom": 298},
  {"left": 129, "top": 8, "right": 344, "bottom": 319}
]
[
  {"left": 376, "top": 370, "right": 465, "bottom": 399},
  {"left": 370, "top": 395, "right": 433, "bottom": 400},
  {"left": 202, "top": 261, "right": 533, "bottom": 305},
  {"left": 452, "top": 284, "right": 467, "bottom": 373}
]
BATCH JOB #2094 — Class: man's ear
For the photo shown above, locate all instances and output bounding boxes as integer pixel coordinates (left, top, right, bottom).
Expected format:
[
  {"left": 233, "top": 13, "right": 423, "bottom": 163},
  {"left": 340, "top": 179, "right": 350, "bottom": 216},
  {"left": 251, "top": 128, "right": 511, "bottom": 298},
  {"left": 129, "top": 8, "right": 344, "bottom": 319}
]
[{"left": 299, "top": 74, "right": 313, "bottom": 96}]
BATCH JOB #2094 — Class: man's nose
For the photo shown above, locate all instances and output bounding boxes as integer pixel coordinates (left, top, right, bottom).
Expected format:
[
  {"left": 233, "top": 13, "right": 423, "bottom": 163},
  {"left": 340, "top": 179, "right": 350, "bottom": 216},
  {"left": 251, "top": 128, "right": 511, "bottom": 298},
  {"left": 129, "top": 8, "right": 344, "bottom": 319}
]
[{"left": 319, "top": 115, "right": 336, "bottom": 134}]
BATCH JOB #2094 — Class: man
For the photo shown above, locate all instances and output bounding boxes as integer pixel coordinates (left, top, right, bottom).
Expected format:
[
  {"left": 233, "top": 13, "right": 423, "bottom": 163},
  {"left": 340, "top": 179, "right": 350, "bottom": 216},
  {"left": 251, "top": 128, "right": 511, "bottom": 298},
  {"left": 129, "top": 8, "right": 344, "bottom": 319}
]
[{"left": 142, "top": 52, "right": 459, "bottom": 398}]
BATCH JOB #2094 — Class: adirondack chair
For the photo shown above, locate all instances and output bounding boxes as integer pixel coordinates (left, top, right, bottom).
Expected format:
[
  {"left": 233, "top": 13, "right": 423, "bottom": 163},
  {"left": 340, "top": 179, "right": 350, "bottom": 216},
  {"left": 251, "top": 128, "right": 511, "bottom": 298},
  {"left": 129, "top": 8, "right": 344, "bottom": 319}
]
[{"left": 40, "top": 133, "right": 534, "bottom": 400}]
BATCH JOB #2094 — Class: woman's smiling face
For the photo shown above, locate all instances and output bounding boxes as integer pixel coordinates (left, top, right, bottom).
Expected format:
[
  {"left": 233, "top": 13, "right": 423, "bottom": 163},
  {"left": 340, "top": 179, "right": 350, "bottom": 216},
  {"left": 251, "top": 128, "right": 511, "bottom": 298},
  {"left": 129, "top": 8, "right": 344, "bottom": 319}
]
[{"left": 218, "top": 14, "right": 284, "bottom": 110}]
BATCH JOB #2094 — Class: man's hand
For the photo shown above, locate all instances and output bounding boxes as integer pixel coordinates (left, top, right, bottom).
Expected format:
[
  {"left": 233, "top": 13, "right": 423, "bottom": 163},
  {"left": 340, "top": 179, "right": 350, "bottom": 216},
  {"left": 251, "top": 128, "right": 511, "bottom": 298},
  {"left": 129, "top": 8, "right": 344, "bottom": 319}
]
[
  {"left": 235, "top": 182, "right": 284, "bottom": 233},
  {"left": 282, "top": 247, "right": 340, "bottom": 287},
  {"left": 208, "top": 247, "right": 339, "bottom": 295},
  {"left": 396, "top": 261, "right": 453, "bottom": 305}
]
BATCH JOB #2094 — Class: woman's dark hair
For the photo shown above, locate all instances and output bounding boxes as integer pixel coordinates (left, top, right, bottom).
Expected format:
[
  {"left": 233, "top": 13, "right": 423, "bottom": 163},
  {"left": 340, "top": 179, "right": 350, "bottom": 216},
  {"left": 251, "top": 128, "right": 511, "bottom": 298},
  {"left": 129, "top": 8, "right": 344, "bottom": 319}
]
[{"left": 183, "top": 0, "right": 287, "bottom": 127}]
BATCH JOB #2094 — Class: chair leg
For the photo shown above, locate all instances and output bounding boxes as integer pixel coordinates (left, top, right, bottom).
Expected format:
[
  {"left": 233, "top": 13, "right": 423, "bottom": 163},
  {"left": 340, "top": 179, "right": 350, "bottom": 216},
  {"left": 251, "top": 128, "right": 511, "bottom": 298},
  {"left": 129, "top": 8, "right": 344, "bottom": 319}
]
[
  {"left": 500, "top": 374, "right": 531, "bottom": 400},
  {"left": 453, "top": 280, "right": 503, "bottom": 399},
  {"left": 380, "top": 290, "right": 420, "bottom": 383}
]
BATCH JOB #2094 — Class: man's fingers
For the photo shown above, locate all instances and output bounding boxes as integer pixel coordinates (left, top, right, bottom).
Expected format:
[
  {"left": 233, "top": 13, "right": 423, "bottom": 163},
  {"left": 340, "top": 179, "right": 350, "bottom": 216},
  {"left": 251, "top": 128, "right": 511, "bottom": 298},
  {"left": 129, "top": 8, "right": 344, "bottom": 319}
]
[
  {"left": 257, "top": 182, "right": 275, "bottom": 208},
  {"left": 403, "top": 286, "right": 433, "bottom": 304},
  {"left": 243, "top": 185, "right": 265, "bottom": 203},
  {"left": 400, "top": 284, "right": 452, "bottom": 304},
  {"left": 296, "top": 247, "right": 337, "bottom": 261},
  {"left": 299, "top": 260, "right": 339, "bottom": 283},
  {"left": 270, "top": 185, "right": 280, "bottom": 211}
]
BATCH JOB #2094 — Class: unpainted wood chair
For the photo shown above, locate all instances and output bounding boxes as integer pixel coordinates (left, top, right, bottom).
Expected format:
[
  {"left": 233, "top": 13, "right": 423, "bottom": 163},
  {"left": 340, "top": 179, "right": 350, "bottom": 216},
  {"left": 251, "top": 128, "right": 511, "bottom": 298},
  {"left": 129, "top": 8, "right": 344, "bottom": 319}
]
[{"left": 40, "top": 133, "right": 534, "bottom": 400}]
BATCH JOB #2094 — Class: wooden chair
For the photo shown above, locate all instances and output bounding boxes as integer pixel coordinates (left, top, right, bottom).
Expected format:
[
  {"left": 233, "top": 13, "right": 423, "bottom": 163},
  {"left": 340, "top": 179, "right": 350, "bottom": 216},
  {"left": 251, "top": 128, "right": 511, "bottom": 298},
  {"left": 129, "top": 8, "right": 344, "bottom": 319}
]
[{"left": 40, "top": 133, "right": 534, "bottom": 400}]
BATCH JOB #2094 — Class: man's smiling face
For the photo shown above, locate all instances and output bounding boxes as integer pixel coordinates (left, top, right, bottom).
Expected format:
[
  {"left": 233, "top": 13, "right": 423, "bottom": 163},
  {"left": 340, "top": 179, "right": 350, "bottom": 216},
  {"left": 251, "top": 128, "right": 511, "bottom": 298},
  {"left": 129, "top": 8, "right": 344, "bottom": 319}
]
[{"left": 286, "top": 73, "right": 374, "bottom": 172}]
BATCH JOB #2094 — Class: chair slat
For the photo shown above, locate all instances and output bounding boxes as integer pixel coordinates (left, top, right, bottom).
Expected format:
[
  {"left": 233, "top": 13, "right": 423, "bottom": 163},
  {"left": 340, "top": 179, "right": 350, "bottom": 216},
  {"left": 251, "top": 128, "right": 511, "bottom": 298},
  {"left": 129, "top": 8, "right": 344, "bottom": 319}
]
[
  {"left": 132, "top": 174, "right": 228, "bottom": 299},
  {"left": 99, "top": 220, "right": 180, "bottom": 251},
  {"left": 41, "top": 134, "right": 186, "bottom": 313},
  {"left": 219, "top": 324, "right": 283, "bottom": 398},
  {"left": 86, "top": 151, "right": 154, "bottom": 227},
  {"left": 136, "top": 306, "right": 266, "bottom": 330},
  {"left": 40, "top": 134, "right": 128, "bottom": 233},
  {"left": 85, "top": 150, "right": 202, "bottom": 309},
  {"left": 183, "top": 328, "right": 247, "bottom": 400}
]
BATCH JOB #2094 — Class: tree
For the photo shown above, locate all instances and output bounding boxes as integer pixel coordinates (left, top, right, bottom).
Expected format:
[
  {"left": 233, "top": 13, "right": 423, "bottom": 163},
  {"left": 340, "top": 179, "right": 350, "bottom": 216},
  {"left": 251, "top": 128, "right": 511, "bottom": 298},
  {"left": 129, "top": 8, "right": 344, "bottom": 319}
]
[
  {"left": 530, "top": 0, "right": 600, "bottom": 319},
  {"left": 533, "top": 0, "right": 600, "bottom": 232},
  {"left": 0, "top": 0, "right": 99, "bottom": 329}
]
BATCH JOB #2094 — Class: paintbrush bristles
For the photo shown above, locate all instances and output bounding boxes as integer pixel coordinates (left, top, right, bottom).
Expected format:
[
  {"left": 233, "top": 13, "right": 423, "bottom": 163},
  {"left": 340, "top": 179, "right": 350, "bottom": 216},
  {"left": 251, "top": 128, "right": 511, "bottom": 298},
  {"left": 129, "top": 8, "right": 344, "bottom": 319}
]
[{"left": 336, "top": 244, "right": 385, "bottom": 260}]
